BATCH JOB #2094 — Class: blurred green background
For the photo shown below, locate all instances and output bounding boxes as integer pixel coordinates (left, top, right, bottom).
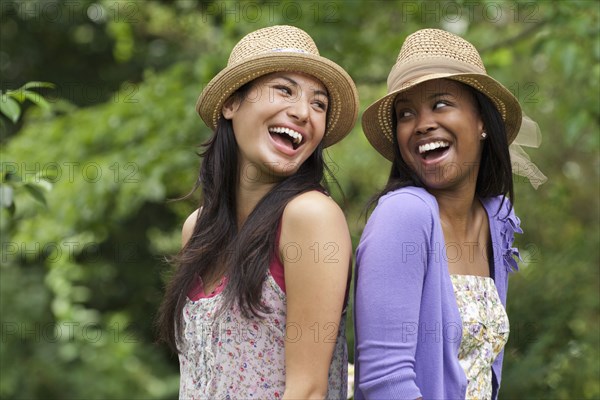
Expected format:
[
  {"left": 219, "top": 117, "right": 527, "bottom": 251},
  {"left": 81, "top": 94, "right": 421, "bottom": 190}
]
[{"left": 1, "top": 0, "right": 598, "bottom": 398}]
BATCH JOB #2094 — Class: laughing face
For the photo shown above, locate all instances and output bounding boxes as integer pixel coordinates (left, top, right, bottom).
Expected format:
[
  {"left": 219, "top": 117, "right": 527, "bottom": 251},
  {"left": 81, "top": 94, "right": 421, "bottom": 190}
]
[
  {"left": 222, "top": 71, "right": 328, "bottom": 184},
  {"left": 394, "top": 79, "right": 485, "bottom": 192}
]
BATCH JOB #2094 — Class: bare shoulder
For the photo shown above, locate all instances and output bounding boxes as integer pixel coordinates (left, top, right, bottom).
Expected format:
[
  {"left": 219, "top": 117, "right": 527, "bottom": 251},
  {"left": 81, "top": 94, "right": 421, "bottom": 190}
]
[
  {"left": 281, "top": 191, "right": 350, "bottom": 248},
  {"left": 282, "top": 190, "right": 346, "bottom": 229},
  {"left": 182, "top": 208, "right": 201, "bottom": 248}
]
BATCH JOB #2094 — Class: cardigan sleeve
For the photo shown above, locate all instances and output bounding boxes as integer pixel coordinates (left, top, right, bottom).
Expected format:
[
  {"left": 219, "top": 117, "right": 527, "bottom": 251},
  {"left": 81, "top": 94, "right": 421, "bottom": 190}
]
[{"left": 355, "top": 191, "right": 434, "bottom": 399}]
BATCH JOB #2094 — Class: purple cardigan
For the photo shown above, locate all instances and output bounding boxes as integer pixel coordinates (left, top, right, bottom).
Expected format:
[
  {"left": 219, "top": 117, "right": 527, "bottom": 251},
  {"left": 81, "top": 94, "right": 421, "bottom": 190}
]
[{"left": 354, "top": 187, "right": 522, "bottom": 400}]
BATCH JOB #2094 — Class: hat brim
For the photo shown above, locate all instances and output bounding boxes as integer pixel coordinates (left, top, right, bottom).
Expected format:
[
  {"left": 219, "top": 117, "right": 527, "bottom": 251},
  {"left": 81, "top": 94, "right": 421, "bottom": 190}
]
[
  {"left": 361, "top": 73, "right": 522, "bottom": 161},
  {"left": 196, "top": 52, "right": 359, "bottom": 148}
]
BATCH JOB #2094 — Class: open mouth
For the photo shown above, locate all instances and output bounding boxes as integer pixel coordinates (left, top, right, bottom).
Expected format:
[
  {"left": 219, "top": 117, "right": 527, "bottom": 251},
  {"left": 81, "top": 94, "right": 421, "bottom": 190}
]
[
  {"left": 418, "top": 140, "right": 450, "bottom": 161},
  {"left": 268, "top": 126, "right": 303, "bottom": 150}
]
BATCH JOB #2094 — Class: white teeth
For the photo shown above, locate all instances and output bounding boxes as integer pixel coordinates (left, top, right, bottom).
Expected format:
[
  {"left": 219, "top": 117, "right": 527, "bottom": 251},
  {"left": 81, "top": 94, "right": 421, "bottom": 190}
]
[
  {"left": 418, "top": 141, "right": 450, "bottom": 154},
  {"left": 269, "top": 127, "right": 303, "bottom": 145}
]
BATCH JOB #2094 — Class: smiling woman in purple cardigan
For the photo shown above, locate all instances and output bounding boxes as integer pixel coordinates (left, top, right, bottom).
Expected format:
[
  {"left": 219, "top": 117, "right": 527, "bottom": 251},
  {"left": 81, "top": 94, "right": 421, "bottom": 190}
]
[{"left": 353, "top": 29, "right": 545, "bottom": 400}]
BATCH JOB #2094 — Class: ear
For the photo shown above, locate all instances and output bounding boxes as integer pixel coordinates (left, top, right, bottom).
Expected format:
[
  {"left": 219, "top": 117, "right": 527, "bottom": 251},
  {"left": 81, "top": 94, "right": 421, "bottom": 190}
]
[
  {"left": 477, "top": 115, "right": 485, "bottom": 137},
  {"left": 222, "top": 95, "right": 240, "bottom": 120}
]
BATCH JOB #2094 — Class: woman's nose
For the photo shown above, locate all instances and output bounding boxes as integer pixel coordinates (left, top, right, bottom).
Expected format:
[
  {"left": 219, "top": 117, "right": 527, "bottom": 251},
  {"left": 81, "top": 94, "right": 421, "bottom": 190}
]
[
  {"left": 286, "top": 95, "right": 310, "bottom": 123},
  {"left": 415, "top": 110, "right": 437, "bottom": 135}
]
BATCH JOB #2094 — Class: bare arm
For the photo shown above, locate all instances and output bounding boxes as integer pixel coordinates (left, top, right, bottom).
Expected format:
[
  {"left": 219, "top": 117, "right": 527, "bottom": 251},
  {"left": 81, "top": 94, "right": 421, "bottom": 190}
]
[
  {"left": 280, "top": 191, "right": 351, "bottom": 400},
  {"left": 181, "top": 208, "right": 200, "bottom": 248}
]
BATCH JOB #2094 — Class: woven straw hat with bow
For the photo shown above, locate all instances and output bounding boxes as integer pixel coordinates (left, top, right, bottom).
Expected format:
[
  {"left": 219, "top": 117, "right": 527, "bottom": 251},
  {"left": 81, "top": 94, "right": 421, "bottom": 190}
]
[
  {"left": 361, "top": 29, "right": 546, "bottom": 188},
  {"left": 362, "top": 28, "right": 523, "bottom": 161}
]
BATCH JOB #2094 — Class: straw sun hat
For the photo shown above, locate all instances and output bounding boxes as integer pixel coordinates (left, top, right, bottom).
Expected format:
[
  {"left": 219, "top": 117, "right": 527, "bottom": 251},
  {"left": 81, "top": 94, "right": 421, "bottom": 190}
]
[
  {"left": 196, "top": 25, "right": 359, "bottom": 148},
  {"left": 362, "top": 28, "right": 523, "bottom": 161}
]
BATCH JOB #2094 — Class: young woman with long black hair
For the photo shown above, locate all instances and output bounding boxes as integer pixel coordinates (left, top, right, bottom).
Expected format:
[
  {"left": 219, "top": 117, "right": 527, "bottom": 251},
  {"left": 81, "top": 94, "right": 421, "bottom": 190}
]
[{"left": 157, "top": 25, "right": 358, "bottom": 400}]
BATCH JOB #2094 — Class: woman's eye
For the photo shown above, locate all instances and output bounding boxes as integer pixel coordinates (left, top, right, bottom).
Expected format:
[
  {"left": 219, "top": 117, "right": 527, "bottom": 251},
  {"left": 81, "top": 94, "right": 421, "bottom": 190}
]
[
  {"left": 396, "top": 110, "right": 413, "bottom": 120},
  {"left": 434, "top": 100, "right": 449, "bottom": 109},
  {"left": 313, "top": 100, "right": 328, "bottom": 111},
  {"left": 275, "top": 85, "right": 292, "bottom": 95}
]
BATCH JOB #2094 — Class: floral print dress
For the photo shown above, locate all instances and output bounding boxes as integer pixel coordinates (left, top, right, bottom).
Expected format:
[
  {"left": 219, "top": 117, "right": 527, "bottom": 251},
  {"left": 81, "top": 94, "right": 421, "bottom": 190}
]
[
  {"left": 450, "top": 274, "right": 510, "bottom": 400},
  {"left": 178, "top": 273, "right": 348, "bottom": 400}
]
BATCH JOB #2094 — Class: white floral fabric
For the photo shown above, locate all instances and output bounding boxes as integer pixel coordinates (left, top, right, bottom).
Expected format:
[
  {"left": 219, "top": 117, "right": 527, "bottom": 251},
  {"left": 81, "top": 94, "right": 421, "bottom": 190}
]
[
  {"left": 178, "top": 273, "right": 348, "bottom": 400},
  {"left": 450, "top": 274, "right": 510, "bottom": 400}
]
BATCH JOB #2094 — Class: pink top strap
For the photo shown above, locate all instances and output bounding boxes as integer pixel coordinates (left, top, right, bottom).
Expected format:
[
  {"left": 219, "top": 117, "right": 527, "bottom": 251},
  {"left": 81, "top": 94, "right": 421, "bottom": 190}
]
[{"left": 270, "top": 219, "right": 286, "bottom": 292}]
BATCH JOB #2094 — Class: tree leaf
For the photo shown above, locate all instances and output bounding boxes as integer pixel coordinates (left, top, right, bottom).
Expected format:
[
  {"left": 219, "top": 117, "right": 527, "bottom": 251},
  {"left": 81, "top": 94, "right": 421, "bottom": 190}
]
[
  {"left": 32, "top": 176, "right": 53, "bottom": 192},
  {"left": 2, "top": 171, "right": 22, "bottom": 183},
  {"left": 7, "top": 201, "right": 15, "bottom": 216},
  {"left": 0, "top": 184, "right": 14, "bottom": 208},
  {"left": 22, "top": 81, "right": 56, "bottom": 90},
  {"left": 6, "top": 89, "right": 27, "bottom": 103},
  {"left": 23, "top": 183, "right": 47, "bottom": 206},
  {"left": 0, "top": 96, "right": 21, "bottom": 123},
  {"left": 23, "top": 91, "right": 51, "bottom": 110}
]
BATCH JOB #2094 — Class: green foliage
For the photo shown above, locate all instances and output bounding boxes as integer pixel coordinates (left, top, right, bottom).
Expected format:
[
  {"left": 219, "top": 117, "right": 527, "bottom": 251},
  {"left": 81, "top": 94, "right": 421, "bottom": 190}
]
[
  {"left": 1, "top": 81, "right": 55, "bottom": 216},
  {"left": 0, "top": 81, "right": 54, "bottom": 128},
  {"left": 1, "top": 1, "right": 598, "bottom": 398},
  {"left": 1, "top": 64, "right": 202, "bottom": 399}
]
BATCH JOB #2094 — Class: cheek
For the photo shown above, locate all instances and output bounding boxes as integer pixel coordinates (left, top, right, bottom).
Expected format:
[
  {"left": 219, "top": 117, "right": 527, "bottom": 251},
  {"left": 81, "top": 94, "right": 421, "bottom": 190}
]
[
  {"left": 315, "top": 114, "right": 327, "bottom": 138},
  {"left": 307, "top": 120, "right": 326, "bottom": 148},
  {"left": 315, "top": 129, "right": 326, "bottom": 144},
  {"left": 395, "top": 128, "right": 412, "bottom": 157},
  {"left": 231, "top": 121, "right": 246, "bottom": 145},
  {"left": 231, "top": 120, "right": 256, "bottom": 154}
]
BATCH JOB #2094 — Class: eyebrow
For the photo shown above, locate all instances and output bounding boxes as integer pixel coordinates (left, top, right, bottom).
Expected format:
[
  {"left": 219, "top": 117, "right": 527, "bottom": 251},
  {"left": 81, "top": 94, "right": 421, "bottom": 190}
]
[
  {"left": 278, "top": 75, "right": 329, "bottom": 99},
  {"left": 395, "top": 92, "right": 453, "bottom": 105}
]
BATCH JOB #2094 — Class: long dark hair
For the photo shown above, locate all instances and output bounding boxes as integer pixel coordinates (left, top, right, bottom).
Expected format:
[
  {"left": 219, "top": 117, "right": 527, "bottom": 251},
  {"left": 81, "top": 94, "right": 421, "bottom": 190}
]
[
  {"left": 368, "top": 82, "right": 514, "bottom": 213},
  {"left": 157, "top": 84, "right": 329, "bottom": 353}
]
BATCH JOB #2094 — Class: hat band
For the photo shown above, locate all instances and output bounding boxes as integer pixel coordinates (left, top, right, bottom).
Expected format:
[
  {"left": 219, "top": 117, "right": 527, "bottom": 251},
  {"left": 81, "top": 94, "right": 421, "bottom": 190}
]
[
  {"left": 387, "top": 57, "right": 486, "bottom": 93},
  {"left": 270, "top": 47, "right": 310, "bottom": 54},
  {"left": 229, "top": 48, "right": 312, "bottom": 65}
]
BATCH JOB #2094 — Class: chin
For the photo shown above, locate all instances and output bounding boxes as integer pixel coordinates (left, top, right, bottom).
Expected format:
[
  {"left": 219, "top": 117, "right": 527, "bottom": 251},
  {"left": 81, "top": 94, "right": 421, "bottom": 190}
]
[
  {"left": 421, "top": 181, "right": 444, "bottom": 191},
  {"left": 276, "top": 166, "right": 301, "bottom": 177},
  {"left": 417, "top": 174, "right": 450, "bottom": 189}
]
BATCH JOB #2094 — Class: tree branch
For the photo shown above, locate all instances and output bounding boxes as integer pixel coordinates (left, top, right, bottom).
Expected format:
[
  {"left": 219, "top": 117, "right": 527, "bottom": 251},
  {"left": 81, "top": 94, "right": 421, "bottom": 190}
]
[{"left": 480, "top": 20, "right": 549, "bottom": 54}]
